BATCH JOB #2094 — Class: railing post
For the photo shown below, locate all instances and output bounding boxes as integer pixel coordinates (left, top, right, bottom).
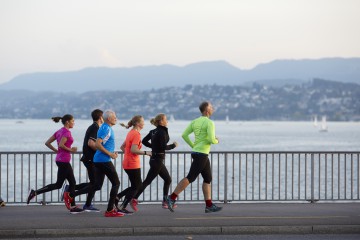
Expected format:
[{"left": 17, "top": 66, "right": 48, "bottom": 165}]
[
  {"left": 224, "top": 153, "right": 228, "bottom": 203},
  {"left": 311, "top": 153, "right": 315, "bottom": 203},
  {"left": 42, "top": 154, "right": 46, "bottom": 205}
]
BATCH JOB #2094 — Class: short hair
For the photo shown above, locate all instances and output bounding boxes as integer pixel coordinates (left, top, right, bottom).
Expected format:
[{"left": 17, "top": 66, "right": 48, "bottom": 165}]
[
  {"left": 199, "top": 101, "right": 210, "bottom": 113},
  {"left": 91, "top": 109, "right": 103, "bottom": 121},
  {"left": 103, "top": 110, "right": 115, "bottom": 121}
]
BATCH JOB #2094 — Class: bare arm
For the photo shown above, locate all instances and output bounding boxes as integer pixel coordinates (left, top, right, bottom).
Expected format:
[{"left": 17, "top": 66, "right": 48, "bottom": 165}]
[
  {"left": 87, "top": 139, "right": 97, "bottom": 151},
  {"left": 59, "top": 137, "right": 77, "bottom": 153},
  {"left": 96, "top": 138, "right": 118, "bottom": 159},
  {"left": 45, "top": 135, "right": 58, "bottom": 153},
  {"left": 130, "top": 144, "right": 151, "bottom": 156},
  {"left": 120, "top": 141, "right": 126, "bottom": 152}
]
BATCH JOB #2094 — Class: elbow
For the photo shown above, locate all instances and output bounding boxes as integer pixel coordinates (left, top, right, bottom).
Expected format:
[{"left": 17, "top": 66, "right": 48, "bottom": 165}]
[
  {"left": 95, "top": 142, "right": 101, "bottom": 150},
  {"left": 130, "top": 148, "right": 137, "bottom": 154}
]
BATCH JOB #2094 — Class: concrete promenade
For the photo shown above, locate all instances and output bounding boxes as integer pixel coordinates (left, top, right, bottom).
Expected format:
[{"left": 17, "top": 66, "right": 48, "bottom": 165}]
[{"left": 0, "top": 202, "right": 360, "bottom": 238}]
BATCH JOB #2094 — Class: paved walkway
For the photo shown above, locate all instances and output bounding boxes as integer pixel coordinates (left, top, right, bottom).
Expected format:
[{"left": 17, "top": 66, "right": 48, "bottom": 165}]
[{"left": 0, "top": 203, "right": 360, "bottom": 238}]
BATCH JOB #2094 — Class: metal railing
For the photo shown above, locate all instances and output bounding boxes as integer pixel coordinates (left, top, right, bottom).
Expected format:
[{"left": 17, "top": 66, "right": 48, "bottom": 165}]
[{"left": 1, "top": 151, "right": 359, "bottom": 204}]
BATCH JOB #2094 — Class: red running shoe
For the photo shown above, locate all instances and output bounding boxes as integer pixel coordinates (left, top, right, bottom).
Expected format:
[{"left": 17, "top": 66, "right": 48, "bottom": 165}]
[
  {"left": 130, "top": 198, "right": 138, "bottom": 212},
  {"left": 105, "top": 208, "right": 125, "bottom": 217},
  {"left": 63, "top": 192, "right": 73, "bottom": 210}
]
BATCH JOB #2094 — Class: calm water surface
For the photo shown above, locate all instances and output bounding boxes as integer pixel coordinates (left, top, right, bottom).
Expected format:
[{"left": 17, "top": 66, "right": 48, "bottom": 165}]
[{"left": 0, "top": 119, "right": 359, "bottom": 152}]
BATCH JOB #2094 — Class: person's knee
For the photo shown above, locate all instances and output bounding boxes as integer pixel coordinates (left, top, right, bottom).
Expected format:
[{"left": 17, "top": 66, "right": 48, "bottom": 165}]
[
  {"left": 54, "top": 182, "right": 64, "bottom": 189},
  {"left": 186, "top": 175, "right": 196, "bottom": 183},
  {"left": 164, "top": 177, "right": 172, "bottom": 186},
  {"left": 203, "top": 176, "right": 212, "bottom": 184},
  {"left": 135, "top": 183, "right": 143, "bottom": 192},
  {"left": 165, "top": 178, "right": 172, "bottom": 185},
  {"left": 111, "top": 179, "right": 120, "bottom": 191},
  {"left": 93, "top": 183, "right": 102, "bottom": 191}
]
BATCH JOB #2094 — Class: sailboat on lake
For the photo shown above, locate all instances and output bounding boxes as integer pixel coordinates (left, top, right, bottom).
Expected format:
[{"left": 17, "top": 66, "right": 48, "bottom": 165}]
[
  {"left": 313, "top": 115, "right": 318, "bottom": 127},
  {"left": 319, "top": 116, "right": 328, "bottom": 132}
]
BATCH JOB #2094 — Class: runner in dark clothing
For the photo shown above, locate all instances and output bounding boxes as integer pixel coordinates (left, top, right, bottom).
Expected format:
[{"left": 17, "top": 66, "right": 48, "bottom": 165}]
[
  {"left": 62, "top": 109, "right": 104, "bottom": 212},
  {"left": 132, "top": 113, "right": 178, "bottom": 210}
]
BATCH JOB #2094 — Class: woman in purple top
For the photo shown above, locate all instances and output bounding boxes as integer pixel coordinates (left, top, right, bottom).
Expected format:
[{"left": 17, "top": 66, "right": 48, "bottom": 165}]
[{"left": 26, "top": 114, "right": 83, "bottom": 214}]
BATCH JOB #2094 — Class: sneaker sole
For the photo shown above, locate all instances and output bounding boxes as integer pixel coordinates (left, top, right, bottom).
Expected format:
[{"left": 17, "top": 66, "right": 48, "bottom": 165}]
[
  {"left": 84, "top": 209, "right": 101, "bottom": 212},
  {"left": 105, "top": 214, "right": 125, "bottom": 217},
  {"left": 205, "top": 208, "right": 223, "bottom": 213},
  {"left": 70, "top": 211, "right": 84, "bottom": 214},
  {"left": 122, "top": 213, "right": 133, "bottom": 216}
]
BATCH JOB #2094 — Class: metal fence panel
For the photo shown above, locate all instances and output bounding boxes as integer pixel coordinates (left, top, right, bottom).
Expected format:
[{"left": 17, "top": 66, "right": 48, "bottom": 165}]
[{"left": 0, "top": 151, "right": 359, "bottom": 204}]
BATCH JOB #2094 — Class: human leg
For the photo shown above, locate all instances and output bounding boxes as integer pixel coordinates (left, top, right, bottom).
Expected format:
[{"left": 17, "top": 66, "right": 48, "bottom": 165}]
[
  {"left": 119, "top": 169, "right": 142, "bottom": 211},
  {"left": 102, "top": 162, "right": 120, "bottom": 212},
  {"left": 134, "top": 159, "right": 162, "bottom": 199},
  {"left": 27, "top": 162, "right": 68, "bottom": 204}
]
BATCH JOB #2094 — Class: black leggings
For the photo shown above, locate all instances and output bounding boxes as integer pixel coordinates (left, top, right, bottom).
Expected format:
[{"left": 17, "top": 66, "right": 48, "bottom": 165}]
[
  {"left": 135, "top": 156, "right": 171, "bottom": 199},
  {"left": 93, "top": 162, "right": 120, "bottom": 212},
  {"left": 72, "top": 160, "right": 96, "bottom": 206},
  {"left": 117, "top": 168, "right": 142, "bottom": 208},
  {"left": 186, "top": 153, "right": 212, "bottom": 184},
  {"left": 35, "top": 161, "right": 76, "bottom": 205}
]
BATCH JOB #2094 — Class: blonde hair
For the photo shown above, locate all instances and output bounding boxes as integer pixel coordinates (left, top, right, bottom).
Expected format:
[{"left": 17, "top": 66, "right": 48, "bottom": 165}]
[
  {"left": 120, "top": 115, "right": 143, "bottom": 129},
  {"left": 150, "top": 113, "right": 166, "bottom": 127}
]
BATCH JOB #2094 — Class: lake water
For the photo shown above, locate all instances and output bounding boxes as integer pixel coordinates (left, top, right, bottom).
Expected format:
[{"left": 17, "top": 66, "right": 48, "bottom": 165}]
[
  {"left": 1, "top": 119, "right": 359, "bottom": 203},
  {"left": 0, "top": 119, "right": 359, "bottom": 152}
]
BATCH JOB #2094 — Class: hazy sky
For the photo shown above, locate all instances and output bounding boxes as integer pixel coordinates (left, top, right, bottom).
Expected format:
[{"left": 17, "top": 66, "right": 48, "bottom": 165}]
[{"left": 0, "top": 0, "right": 359, "bottom": 84}]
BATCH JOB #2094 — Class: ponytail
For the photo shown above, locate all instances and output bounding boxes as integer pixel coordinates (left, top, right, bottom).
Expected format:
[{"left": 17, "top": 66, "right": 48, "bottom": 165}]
[
  {"left": 120, "top": 115, "right": 143, "bottom": 129},
  {"left": 120, "top": 122, "right": 130, "bottom": 129},
  {"left": 150, "top": 113, "right": 165, "bottom": 127},
  {"left": 51, "top": 117, "right": 62, "bottom": 123},
  {"left": 51, "top": 114, "right": 73, "bottom": 125}
]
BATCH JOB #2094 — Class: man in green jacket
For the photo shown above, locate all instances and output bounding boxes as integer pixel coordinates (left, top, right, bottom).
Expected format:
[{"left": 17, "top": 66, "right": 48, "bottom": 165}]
[{"left": 165, "top": 101, "right": 222, "bottom": 213}]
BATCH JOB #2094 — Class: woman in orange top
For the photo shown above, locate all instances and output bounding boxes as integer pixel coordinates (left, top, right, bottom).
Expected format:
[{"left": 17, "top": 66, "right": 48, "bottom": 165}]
[{"left": 115, "top": 115, "right": 151, "bottom": 214}]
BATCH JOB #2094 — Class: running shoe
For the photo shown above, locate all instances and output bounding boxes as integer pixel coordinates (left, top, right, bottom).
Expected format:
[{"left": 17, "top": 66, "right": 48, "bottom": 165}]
[
  {"left": 0, "top": 201, "right": 5, "bottom": 207},
  {"left": 164, "top": 195, "right": 176, "bottom": 212},
  {"left": 205, "top": 204, "right": 222, "bottom": 213},
  {"left": 83, "top": 204, "right": 100, "bottom": 212},
  {"left": 63, "top": 192, "right": 73, "bottom": 210},
  {"left": 162, "top": 200, "right": 177, "bottom": 209},
  {"left": 130, "top": 198, "right": 138, "bottom": 212},
  {"left": 117, "top": 208, "right": 133, "bottom": 215},
  {"left": 60, "top": 184, "right": 69, "bottom": 201},
  {"left": 26, "top": 189, "right": 36, "bottom": 204},
  {"left": 105, "top": 208, "right": 125, "bottom": 217},
  {"left": 70, "top": 206, "right": 84, "bottom": 214}
]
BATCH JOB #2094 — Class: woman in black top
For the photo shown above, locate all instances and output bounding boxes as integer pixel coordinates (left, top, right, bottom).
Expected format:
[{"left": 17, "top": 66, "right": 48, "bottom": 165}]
[{"left": 131, "top": 113, "right": 178, "bottom": 210}]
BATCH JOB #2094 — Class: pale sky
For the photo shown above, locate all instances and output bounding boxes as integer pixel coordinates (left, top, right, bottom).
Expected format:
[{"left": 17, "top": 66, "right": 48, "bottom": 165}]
[{"left": 0, "top": 0, "right": 359, "bottom": 84}]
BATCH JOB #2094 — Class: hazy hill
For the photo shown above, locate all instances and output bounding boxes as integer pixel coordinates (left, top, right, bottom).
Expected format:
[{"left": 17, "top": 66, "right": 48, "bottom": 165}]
[
  {"left": 1, "top": 79, "right": 359, "bottom": 121},
  {"left": 0, "top": 58, "right": 359, "bottom": 92}
]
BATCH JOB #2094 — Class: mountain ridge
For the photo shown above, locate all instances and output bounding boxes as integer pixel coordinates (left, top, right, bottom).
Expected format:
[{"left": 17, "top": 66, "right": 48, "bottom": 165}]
[{"left": 1, "top": 58, "right": 359, "bottom": 92}]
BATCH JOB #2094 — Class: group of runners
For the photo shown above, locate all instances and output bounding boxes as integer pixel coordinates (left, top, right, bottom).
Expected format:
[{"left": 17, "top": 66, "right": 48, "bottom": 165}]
[{"left": 26, "top": 101, "right": 222, "bottom": 217}]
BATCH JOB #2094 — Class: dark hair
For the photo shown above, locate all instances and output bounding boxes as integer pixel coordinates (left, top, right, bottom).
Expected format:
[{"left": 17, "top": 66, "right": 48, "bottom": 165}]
[
  {"left": 150, "top": 113, "right": 166, "bottom": 127},
  {"left": 199, "top": 101, "right": 210, "bottom": 113},
  {"left": 52, "top": 114, "right": 74, "bottom": 125},
  {"left": 91, "top": 109, "right": 103, "bottom": 121},
  {"left": 120, "top": 115, "right": 143, "bottom": 129}
]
